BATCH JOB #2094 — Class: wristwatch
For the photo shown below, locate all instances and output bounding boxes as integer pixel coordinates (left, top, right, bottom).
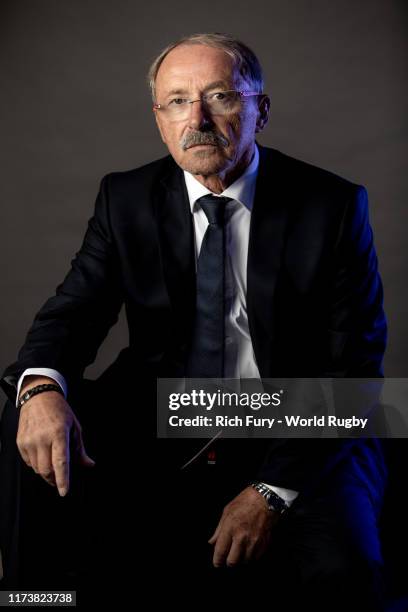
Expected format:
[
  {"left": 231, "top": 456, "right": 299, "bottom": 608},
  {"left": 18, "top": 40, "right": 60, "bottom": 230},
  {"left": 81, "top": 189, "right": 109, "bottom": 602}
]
[{"left": 250, "top": 481, "right": 289, "bottom": 514}]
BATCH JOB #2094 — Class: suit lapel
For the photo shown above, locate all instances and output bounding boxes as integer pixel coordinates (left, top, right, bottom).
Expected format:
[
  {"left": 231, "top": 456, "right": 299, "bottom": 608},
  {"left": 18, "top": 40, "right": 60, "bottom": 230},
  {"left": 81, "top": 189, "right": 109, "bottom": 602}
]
[
  {"left": 156, "top": 160, "right": 196, "bottom": 363},
  {"left": 247, "top": 145, "right": 290, "bottom": 377}
]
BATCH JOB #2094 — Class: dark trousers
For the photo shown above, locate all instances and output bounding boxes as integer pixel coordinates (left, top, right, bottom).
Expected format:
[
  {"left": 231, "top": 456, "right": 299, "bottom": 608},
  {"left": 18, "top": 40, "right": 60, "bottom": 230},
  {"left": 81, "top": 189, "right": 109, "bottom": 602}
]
[
  {"left": 0, "top": 380, "right": 388, "bottom": 610},
  {"left": 154, "top": 457, "right": 387, "bottom": 611}
]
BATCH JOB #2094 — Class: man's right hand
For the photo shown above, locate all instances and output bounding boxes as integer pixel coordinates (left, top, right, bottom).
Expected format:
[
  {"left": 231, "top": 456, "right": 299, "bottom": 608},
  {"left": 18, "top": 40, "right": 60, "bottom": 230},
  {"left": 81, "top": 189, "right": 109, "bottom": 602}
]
[{"left": 16, "top": 376, "right": 95, "bottom": 496}]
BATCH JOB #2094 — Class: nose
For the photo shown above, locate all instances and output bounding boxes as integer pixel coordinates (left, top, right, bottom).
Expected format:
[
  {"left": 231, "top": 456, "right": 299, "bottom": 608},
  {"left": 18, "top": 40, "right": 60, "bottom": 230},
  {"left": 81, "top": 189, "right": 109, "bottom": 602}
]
[{"left": 187, "top": 99, "right": 212, "bottom": 130}]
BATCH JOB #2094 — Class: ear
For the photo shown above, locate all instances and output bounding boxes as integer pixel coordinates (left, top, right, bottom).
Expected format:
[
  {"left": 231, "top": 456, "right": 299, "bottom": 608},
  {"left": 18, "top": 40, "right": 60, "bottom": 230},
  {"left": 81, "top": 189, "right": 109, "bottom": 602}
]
[
  {"left": 255, "top": 95, "right": 270, "bottom": 133},
  {"left": 154, "top": 109, "right": 167, "bottom": 145}
]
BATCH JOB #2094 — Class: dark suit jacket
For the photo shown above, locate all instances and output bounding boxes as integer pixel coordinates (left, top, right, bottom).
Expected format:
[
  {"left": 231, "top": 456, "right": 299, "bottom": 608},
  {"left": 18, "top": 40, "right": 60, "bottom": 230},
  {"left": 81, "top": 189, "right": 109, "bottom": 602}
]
[{"left": 0, "top": 144, "right": 387, "bottom": 494}]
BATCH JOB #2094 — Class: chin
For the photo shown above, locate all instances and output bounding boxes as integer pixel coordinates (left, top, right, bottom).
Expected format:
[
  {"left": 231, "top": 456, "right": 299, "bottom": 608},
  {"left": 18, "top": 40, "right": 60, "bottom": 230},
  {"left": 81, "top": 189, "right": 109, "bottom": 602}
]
[{"left": 181, "top": 148, "right": 230, "bottom": 176}]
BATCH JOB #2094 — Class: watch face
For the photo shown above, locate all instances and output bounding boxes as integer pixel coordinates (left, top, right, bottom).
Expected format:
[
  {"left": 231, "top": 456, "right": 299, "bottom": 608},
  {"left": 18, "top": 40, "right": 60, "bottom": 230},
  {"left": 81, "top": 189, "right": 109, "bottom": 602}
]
[{"left": 271, "top": 497, "right": 287, "bottom": 513}]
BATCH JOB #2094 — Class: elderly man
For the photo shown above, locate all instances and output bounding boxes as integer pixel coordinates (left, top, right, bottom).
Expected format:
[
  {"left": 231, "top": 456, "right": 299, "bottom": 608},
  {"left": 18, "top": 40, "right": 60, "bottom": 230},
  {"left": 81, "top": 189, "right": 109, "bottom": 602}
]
[{"left": 0, "top": 33, "right": 387, "bottom": 609}]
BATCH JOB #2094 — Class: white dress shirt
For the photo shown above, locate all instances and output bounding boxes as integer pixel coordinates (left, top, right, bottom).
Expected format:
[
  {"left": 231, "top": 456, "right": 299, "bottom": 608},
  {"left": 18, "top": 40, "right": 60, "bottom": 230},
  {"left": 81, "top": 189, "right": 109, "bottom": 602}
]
[
  {"left": 16, "top": 144, "right": 298, "bottom": 506},
  {"left": 184, "top": 145, "right": 260, "bottom": 379}
]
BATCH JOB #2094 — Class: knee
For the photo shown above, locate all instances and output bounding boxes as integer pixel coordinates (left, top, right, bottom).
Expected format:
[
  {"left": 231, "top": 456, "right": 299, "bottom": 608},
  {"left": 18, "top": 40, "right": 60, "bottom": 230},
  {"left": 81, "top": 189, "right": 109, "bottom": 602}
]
[{"left": 303, "top": 556, "right": 386, "bottom": 611}]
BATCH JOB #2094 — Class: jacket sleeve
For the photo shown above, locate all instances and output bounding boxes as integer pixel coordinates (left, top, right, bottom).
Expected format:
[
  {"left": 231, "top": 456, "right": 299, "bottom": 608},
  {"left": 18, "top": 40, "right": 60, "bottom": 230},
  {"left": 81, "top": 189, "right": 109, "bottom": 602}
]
[
  {"left": 255, "top": 185, "right": 387, "bottom": 493},
  {"left": 0, "top": 175, "right": 124, "bottom": 404},
  {"left": 323, "top": 184, "right": 387, "bottom": 377}
]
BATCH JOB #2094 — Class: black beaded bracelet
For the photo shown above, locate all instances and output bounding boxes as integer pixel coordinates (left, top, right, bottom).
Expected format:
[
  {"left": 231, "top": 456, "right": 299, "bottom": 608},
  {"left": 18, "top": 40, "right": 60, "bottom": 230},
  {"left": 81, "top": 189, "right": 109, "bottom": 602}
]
[{"left": 17, "top": 383, "right": 65, "bottom": 409}]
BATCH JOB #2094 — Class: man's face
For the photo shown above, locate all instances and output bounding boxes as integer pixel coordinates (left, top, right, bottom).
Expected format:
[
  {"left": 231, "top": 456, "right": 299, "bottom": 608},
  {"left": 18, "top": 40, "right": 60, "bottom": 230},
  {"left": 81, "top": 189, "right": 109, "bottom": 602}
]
[{"left": 153, "top": 44, "right": 269, "bottom": 177}]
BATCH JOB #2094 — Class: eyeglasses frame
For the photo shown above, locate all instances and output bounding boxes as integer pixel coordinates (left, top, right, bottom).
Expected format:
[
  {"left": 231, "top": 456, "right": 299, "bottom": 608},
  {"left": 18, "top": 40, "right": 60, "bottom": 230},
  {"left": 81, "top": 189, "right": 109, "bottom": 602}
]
[{"left": 152, "top": 90, "right": 264, "bottom": 114}]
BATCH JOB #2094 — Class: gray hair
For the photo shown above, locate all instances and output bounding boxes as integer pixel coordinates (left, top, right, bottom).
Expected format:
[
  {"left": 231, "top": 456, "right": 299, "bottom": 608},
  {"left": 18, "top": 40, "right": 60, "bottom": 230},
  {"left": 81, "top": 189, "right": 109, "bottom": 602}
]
[{"left": 147, "top": 32, "right": 264, "bottom": 101}]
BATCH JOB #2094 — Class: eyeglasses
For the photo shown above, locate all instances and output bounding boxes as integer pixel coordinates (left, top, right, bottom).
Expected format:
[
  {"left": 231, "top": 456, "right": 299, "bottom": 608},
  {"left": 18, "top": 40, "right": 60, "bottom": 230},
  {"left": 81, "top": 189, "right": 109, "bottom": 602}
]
[{"left": 153, "top": 90, "right": 262, "bottom": 120}]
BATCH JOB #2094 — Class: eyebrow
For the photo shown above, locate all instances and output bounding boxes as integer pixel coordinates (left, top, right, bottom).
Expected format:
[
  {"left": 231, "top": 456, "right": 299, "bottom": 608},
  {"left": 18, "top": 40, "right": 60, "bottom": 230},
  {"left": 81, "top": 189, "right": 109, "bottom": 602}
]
[{"left": 164, "top": 80, "right": 232, "bottom": 99}]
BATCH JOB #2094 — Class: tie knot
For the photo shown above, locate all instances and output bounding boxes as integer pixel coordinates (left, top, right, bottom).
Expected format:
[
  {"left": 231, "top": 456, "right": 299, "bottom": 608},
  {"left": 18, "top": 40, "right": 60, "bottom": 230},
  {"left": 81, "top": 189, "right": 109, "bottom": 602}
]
[{"left": 197, "top": 195, "right": 231, "bottom": 226}]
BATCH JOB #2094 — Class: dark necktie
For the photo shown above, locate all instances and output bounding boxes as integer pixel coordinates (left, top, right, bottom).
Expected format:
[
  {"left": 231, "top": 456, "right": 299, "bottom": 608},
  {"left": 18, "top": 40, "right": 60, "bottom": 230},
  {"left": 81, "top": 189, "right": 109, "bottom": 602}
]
[{"left": 186, "top": 194, "right": 231, "bottom": 378}]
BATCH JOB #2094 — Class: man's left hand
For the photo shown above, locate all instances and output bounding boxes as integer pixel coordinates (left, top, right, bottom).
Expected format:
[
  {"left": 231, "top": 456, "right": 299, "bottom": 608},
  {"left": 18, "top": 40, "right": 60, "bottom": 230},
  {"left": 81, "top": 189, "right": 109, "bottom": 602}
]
[{"left": 208, "top": 486, "right": 280, "bottom": 567}]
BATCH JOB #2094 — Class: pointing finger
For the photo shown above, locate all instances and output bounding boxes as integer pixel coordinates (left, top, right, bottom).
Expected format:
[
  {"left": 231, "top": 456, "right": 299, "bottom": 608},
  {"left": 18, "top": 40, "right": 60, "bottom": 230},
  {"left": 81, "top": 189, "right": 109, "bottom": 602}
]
[{"left": 52, "top": 431, "right": 70, "bottom": 496}]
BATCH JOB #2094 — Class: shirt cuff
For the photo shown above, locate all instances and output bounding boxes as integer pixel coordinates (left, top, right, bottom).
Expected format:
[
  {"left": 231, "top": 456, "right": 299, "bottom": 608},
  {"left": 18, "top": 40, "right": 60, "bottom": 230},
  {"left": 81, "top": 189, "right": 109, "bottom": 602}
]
[
  {"left": 260, "top": 483, "right": 299, "bottom": 506},
  {"left": 16, "top": 368, "right": 68, "bottom": 407}
]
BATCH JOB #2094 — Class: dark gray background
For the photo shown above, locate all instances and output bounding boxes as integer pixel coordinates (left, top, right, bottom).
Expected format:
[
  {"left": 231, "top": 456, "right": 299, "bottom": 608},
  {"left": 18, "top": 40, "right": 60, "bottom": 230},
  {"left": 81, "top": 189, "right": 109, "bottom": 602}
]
[{"left": 1, "top": 0, "right": 407, "bottom": 380}]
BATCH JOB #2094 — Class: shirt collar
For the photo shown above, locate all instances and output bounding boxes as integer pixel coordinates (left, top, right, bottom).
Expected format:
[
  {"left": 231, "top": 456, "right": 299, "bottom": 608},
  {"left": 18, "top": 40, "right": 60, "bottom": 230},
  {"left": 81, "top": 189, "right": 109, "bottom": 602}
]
[{"left": 183, "top": 143, "right": 259, "bottom": 213}]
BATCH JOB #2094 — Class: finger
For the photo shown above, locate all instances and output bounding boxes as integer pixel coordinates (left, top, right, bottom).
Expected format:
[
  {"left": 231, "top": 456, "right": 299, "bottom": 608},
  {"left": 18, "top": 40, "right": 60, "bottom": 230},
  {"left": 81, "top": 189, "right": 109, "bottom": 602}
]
[
  {"left": 72, "top": 425, "right": 96, "bottom": 468},
  {"left": 226, "top": 536, "right": 246, "bottom": 567},
  {"left": 36, "top": 445, "right": 56, "bottom": 487},
  {"left": 17, "top": 442, "right": 33, "bottom": 468},
  {"left": 208, "top": 516, "right": 224, "bottom": 544},
  {"left": 52, "top": 432, "right": 70, "bottom": 496},
  {"left": 26, "top": 446, "right": 39, "bottom": 473},
  {"left": 244, "top": 538, "right": 258, "bottom": 563},
  {"left": 248, "top": 529, "right": 272, "bottom": 562},
  {"left": 213, "top": 529, "right": 232, "bottom": 568}
]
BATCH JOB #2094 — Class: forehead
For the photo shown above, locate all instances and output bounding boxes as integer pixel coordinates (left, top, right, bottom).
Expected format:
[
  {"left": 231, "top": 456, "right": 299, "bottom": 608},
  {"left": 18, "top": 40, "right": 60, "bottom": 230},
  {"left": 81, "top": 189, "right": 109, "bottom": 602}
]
[{"left": 155, "top": 44, "right": 241, "bottom": 95}]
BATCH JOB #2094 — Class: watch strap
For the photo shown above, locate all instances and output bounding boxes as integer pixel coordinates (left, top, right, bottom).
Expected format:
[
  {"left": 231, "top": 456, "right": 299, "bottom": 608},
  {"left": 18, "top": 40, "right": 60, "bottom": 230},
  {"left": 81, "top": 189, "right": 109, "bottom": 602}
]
[{"left": 251, "top": 481, "right": 289, "bottom": 514}]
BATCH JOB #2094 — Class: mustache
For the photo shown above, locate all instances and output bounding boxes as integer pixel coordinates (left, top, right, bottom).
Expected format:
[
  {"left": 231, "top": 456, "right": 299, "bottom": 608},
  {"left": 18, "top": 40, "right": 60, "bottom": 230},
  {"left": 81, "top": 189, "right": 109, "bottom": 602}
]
[{"left": 180, "top": 130, "right": 229, "bottom": 150}]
